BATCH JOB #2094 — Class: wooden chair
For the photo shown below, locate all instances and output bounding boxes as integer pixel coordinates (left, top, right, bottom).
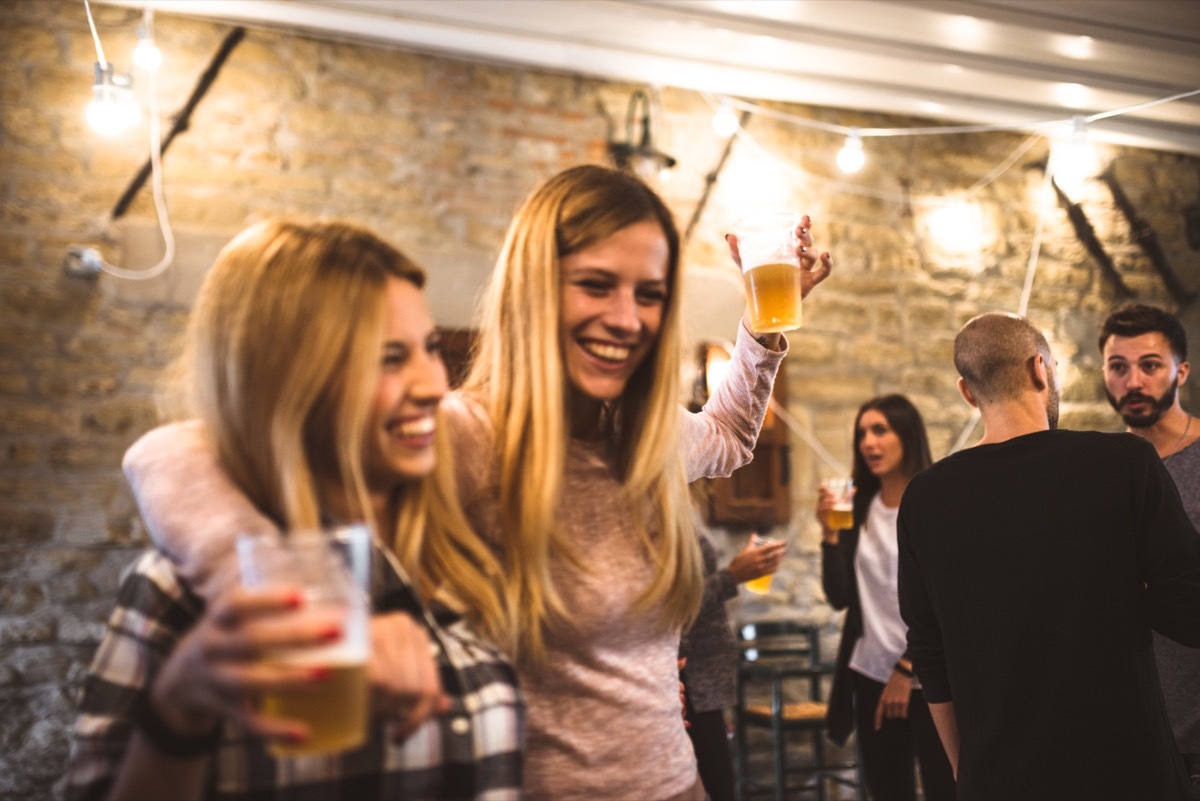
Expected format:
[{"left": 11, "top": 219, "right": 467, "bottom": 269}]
[{"left": 734, "top": 620, "right": 863, "bottom": 801}]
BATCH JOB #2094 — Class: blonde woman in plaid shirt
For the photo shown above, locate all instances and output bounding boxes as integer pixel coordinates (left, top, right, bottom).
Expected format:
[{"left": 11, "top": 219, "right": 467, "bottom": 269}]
[{"left": 66, "top": 220, "right": 522, "bottom": 800}]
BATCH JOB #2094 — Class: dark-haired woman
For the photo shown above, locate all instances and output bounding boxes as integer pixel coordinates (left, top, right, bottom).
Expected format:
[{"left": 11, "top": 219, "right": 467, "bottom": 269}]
[{"left": 817, "top": 394, "right": 954, "bottom": 800}]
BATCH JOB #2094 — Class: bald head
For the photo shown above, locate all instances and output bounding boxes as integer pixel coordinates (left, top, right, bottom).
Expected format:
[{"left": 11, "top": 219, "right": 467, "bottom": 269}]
[{"left": 954, "top": 313, "right": 1053, "bottom": 404}]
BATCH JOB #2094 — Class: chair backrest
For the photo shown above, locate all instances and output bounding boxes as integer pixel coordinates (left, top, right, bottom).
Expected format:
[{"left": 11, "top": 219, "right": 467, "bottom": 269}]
[{"left": 738, "top": 619, "right": 821, "bottom": 666}]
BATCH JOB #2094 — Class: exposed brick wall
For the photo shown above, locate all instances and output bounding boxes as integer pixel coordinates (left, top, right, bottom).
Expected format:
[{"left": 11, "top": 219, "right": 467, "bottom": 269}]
[{"left": 2, "top": 2, "right": 1198, "bottom": 796}]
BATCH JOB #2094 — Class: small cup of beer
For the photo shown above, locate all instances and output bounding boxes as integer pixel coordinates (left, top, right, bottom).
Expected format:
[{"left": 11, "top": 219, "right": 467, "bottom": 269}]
[
  {"left": 734, "top": 212, "right": 805, "bottom": 334},
  {"left": 822, "top": 478, "right": 855, "bottom": 530},
  {"left": 743, "top": 534, "right": 780, "bottom": 595},
  {"left": 237, "top": 524, "right": 371, "bottom": 758}
]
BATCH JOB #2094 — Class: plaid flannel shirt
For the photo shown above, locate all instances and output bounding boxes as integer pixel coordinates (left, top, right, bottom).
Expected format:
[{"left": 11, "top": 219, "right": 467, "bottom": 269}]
[{"left": 66, "top": 544, "right": 523, "bottom": 801}]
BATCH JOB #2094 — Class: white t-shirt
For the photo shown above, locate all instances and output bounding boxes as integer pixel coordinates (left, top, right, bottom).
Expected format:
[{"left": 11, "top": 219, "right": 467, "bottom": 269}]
[{"left": 849, "top": 493, "right": 915, "bottom": 685}]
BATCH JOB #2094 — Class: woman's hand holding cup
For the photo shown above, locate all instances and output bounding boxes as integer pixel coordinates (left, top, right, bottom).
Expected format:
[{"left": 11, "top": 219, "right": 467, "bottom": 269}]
[
  {"left": 235, "top": 526, "right": 373, "bottom": 757},
  {"left": 150, "top": 584, "right": 348, "bottom": 749},
  {"left": 817, "top": 478, "right": 855, "bottom": 542}
]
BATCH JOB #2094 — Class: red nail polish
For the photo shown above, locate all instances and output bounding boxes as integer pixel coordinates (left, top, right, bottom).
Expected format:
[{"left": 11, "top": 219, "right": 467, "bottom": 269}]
[
  {"left": 319, "top": 625, "right": 342, "bottom": 642},
  {"left": 286, "top": 591, "right": 304, "bottom": 609},
  {"left": 308, "top": 666, "right": 331, "bottom": 681}
]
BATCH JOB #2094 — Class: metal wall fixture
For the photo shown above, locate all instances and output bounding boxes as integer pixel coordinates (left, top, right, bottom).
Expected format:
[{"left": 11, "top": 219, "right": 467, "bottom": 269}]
[{"left": 607, "top": 89, "right": 676, "bottom": 181}]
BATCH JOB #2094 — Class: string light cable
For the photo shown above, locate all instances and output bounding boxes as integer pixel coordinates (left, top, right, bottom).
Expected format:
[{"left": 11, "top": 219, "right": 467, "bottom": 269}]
[
  {"left": 83, "top": 0, "right": 107, "bottom": 69},
  {"left": 769, "top": 396, "right": 850, "bottom": 476},
  {"left": 701, "top": 92, "right": 1045, "bottom": 205},
  {"left": 712, "top": 88, "right": 1200, "bottom": 140},
  {"left": 76, "top": 1, "right": 176, "bottom": 281},
  {"left": 705, "top": 89, "right": 1200, "bottom": 201}
]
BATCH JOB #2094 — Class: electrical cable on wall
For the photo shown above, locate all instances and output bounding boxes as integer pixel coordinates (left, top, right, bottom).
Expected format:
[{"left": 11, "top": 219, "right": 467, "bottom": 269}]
[
  {"left": 99, "top": 7, "right": 175, "bottom": 281},
  {"left": 73, "top": 1, "right": 175, "bottom": 280}
]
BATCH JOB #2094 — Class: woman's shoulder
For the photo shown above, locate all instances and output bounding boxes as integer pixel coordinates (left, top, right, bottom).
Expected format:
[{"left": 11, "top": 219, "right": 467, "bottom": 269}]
[
  {"left": 441, "top": 391, "right": 493, "bottom": 439},
  {"left": 440, "top": 392, "right": 498, "bottom": 501}
]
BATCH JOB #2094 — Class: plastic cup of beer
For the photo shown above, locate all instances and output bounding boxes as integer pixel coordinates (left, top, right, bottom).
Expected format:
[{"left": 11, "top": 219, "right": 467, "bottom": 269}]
[
  {"left": 734, "top": 212, "right": 804, "bottom": 333},
  {"left": 822, "top": 478, "right": 855, "bottom": 530},
  {"left": 236, "top": 524, "right": 371, "bottom": 758},
  {"left": 744, "top": 534, "right": 779, "bottom": 595}
]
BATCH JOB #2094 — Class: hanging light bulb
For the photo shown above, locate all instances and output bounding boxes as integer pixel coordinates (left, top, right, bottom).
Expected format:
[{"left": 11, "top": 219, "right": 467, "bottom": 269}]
[
  {"left": 1049, "top": 115, "right": 1098, "bottom": 201},
  {"left": 133, "top": 26, "right": 162, "bottom": 71},
  {"left": 87, "top": 62, "right": 140, "bottom": 136},
  {"left": 836, "top": 130, "right": 865, "bottom": 173},
  {"left": 133, "top": 7, "right": 162, "bottom": 71},
  {"left": 712, "top": 103, "right": 739, "bottom": 137}
]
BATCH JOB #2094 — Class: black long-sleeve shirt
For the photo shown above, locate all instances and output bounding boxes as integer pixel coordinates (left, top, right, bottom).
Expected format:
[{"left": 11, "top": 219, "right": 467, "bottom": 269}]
[{"left": 898, "top": 430, "right": 1200, "bottom": 800}]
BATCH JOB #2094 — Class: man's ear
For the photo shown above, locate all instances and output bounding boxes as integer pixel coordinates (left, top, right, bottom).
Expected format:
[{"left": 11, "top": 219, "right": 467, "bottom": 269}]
[
  {"left": 1029, "top": 353, "right": 1049, "bottom": 392},
  {"left": 1177, "top": 359, "right": 1190, "bottom": 386},
  {"left": 957, "top": 377, "right": 978, "bottom": 409}
]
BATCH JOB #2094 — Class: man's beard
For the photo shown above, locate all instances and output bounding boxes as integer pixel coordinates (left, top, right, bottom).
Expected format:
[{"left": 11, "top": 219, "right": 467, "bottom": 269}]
[{"left": 1105, "top": 381, "right": 1177, "bottom": 428}]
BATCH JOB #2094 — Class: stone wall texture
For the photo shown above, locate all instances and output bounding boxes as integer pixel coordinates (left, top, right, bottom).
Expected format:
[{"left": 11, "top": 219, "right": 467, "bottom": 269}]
[{"left": 3, "top": 2, "right": 1199, "bottom": 797}]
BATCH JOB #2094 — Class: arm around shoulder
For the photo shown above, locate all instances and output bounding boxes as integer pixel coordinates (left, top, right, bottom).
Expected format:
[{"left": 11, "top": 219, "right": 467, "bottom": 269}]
[{"left": 123, "top": 421, "right": 277, "bottom": 599}]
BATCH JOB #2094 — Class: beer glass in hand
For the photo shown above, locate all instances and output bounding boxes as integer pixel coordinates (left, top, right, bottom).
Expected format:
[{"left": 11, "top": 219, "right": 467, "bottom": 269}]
[
  {"left": 237, "top": 524, "right": 371, "bottom": 757},
  {"left": 821, "top": 478, "right": 855, "bottom": 530},
  {"left": 743, "top": 534, "right": 784, "bottom": 595},
  {"left": 734, "top": 212, "right": 805, "bottom": 333}
]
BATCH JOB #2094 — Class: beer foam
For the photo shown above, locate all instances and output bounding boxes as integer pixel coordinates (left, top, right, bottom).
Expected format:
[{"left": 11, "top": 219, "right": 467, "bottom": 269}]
[{"left": 272, "top": 640, "right": 367, "bottom": 666}]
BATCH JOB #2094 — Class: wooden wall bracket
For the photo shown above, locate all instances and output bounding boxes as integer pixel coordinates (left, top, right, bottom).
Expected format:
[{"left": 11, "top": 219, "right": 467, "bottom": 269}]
[
  {"left": 1101, "top": 167, "right": 1196, "bottom": 306},
  {"left": 1052, "top": 177, "right": 1134, "bottom": 299},
  {"left": 111, "top": 27, "right": 247, "bottom": 220}
]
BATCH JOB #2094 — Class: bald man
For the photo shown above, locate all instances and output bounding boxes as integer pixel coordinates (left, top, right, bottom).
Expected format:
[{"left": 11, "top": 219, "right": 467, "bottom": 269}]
[{"left": 897, "top": 312, "right": 1200, "bottom": 800}]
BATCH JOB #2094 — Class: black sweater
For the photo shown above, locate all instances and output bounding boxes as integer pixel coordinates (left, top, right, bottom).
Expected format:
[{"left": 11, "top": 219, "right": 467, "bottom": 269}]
[{"left": 898, "top": 430, "right": 1200, "bottom": 800}]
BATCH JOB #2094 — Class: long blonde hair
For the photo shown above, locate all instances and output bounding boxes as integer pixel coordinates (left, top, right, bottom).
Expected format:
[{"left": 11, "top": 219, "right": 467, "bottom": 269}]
[
  {"left": 183, "top": 219, "right": 510, "bottom": 649},
  {"left": 461, "top": 166, "right": 704, "bottom": 665}
]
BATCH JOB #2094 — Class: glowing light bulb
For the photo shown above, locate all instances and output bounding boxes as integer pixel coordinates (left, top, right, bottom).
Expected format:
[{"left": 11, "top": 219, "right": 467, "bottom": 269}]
[
  {"left": 1050, "top": 115, "right": 1098, "bottom": 200},
  {"left": 133, "top": 27, "right": 162, "bottom": 71},
  {"left": 712, "top": 104, "right": 739, "bottom": 137},
  {"left": 87, "top": 62, "right": 140, "bottom": 136},
  {"left": 836, "top": 131, "right": 865, "bottom": 173}
]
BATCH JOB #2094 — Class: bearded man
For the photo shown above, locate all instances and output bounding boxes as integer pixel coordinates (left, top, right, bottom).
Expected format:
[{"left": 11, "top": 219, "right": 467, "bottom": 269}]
[{"left": 1101, "top": 302, "right": 1200, "bottom": 791}]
